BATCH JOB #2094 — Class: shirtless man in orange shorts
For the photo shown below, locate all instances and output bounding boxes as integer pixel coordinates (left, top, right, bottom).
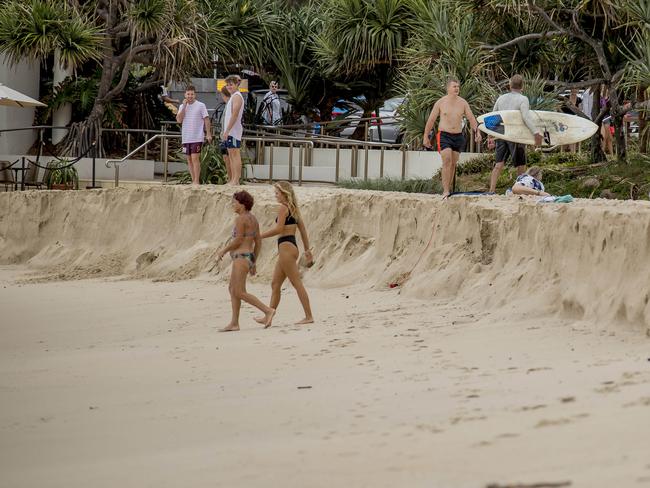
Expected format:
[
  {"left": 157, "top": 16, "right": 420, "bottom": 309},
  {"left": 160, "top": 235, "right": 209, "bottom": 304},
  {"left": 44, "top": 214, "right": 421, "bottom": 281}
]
[{"left": 423, "top": 78, "right": 482, "bottom": 198}]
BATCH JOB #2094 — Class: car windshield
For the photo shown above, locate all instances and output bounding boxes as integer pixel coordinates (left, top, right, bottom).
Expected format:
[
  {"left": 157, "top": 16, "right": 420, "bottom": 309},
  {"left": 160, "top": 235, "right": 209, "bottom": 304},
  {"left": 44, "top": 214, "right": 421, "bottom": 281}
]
[{"left": 381, "top": 97, "right": 404, "bottom": 112}]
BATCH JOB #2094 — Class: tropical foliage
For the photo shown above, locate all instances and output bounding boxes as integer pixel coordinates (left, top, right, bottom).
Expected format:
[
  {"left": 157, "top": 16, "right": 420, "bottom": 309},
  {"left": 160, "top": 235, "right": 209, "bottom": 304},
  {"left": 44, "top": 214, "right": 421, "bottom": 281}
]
[{"left": 0, "top": 0, "right": 648, "bottom": 160}]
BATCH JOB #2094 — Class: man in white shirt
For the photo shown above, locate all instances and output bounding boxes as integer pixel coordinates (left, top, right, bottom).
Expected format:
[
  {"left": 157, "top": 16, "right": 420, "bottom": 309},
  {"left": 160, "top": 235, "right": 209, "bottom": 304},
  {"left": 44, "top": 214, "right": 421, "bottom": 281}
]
[
  {"left": 223, "top": 75, "right": 245, "bottom": 185},
  {"left": 176, "top": 85, "right": 212, "bottom": 185},
  {"left": 488, "top": 74, "right": 542, "bottom": 193},
  {"left": 262, "top": 81, "right": 282, "bottom": 125}
]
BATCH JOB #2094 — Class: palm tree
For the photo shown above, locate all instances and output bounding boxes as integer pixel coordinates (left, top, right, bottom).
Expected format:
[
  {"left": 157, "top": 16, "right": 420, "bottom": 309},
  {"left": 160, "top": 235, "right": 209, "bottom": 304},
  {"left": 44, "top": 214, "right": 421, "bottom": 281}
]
[
  {"left": 399, "top": 0, "right": 497, "bottom": 145},
  {"left": 207, "top": 0, "right": 279, "bottom": 69},
  {"left": 0, "top": 0, "right": 211, "bottom": 156},
  {"left": 314, "top": 0, "right": 415, "bottom": 139}
]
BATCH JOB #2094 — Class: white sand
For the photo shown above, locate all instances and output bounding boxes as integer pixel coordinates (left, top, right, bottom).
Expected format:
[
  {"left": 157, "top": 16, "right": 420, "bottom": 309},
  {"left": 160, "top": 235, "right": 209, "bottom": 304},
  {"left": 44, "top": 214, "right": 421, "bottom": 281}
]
[{"left": 1, "top": 186, "right": 650, "bottom": 487}]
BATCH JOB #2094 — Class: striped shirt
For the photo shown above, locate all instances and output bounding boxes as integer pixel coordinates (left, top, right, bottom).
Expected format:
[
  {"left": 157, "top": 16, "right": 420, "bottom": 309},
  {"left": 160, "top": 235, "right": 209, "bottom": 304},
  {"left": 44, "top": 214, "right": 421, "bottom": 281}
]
[{"left": 179, "top": 101, "right": 208, "bottom": 144}]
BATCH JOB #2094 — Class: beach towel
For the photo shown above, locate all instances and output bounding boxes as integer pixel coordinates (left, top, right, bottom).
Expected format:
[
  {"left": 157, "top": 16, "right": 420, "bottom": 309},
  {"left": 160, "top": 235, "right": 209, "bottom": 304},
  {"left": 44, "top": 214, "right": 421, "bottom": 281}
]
[{"left": 538, "top": 195, "right": 574, "bottom": 203}]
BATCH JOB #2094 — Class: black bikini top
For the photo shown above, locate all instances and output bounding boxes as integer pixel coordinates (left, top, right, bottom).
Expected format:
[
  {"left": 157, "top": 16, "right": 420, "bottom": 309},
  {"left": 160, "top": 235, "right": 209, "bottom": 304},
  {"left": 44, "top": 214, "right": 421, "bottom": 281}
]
[{"left": 275, "top": 210, "right": 297, "bottom": 226}]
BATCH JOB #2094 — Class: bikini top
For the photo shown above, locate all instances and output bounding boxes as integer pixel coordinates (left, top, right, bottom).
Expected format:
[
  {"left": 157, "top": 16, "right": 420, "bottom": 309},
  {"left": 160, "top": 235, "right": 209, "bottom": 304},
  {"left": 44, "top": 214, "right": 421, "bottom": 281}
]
[
  {"left": 232, "top": 214, "right": 257, "bottom": 238},
  {"left": 275, "top": 209, "right": 297, "bottom": 226},
  {"left": 232, "top": 227, "right": 257, "bottom": 238}
]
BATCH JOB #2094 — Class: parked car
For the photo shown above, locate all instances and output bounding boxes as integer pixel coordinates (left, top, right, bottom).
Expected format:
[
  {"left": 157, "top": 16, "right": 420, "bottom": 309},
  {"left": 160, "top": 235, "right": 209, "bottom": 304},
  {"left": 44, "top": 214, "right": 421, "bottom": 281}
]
[
  {"left": 369, "top": 97, "right": 405, "bottom": 144},
  {"left": 328, "top": 99, "right": 363, "bottom": 138}
]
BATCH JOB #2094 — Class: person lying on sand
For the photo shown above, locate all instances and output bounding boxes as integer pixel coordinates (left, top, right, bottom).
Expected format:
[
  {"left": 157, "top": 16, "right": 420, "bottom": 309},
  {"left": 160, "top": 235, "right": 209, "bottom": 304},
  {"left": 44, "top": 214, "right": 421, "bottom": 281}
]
[
  {"left": 258, "top": 181, "right": 314, "bottom": 325},
  {"left": 423, "top": 77, "right": 482, "bottom": 199},
  {"left": 216, "top": 191, "right": 275, "bottom": 331},
  {"left": 511, "top": 166, "right": 550, "bottom": 197}
]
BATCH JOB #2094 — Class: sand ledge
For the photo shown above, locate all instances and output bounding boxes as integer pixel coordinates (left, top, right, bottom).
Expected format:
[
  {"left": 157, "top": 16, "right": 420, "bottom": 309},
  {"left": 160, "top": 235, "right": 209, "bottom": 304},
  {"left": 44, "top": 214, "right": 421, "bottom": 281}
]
[{"left": 1, "top": 185, "right": 649, "bottom": 328}]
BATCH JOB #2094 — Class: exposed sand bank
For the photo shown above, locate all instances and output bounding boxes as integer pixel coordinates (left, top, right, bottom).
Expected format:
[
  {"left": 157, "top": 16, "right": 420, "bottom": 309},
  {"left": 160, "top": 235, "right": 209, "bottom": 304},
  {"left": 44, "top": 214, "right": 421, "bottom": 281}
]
[
  {"left": 1, "top": 186, "right": 649, "bottom": 327},
  {"left": 1, "top": 186, "right": 650, "bottom": 487}
]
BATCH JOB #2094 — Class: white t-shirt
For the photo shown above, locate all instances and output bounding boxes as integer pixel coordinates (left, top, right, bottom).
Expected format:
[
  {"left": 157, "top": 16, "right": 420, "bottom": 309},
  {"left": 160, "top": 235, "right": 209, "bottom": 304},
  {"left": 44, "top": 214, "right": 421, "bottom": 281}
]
[
  {"left": 224, "top": 91, "right": 244, "bottom": 141},
  {"left": 179, "top": 101, "right": 208, "bottom": 144}
]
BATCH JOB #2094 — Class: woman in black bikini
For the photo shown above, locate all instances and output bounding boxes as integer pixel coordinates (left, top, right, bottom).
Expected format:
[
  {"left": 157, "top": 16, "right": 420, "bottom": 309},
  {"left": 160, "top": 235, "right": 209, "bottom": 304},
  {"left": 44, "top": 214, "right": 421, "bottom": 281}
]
[
  {"left": 258, "top": 181, "right": 314, "bottom": 325},
  {"left": 216, "top": 191, "right": 275, "bottom": 331}
]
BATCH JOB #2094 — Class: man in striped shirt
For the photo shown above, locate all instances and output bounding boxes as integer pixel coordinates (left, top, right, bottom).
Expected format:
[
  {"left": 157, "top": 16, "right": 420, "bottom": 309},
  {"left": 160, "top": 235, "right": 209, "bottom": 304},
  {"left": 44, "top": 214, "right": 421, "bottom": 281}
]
[{"left": 176, "top": 85, "right": 212, "bottom": 185}]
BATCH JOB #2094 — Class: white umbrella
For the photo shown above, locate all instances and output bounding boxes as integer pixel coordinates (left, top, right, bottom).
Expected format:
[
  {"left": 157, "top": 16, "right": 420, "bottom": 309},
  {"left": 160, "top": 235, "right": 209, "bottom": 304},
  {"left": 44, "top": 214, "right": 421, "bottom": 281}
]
[{"left": 0, "top": 83, "right": 46, "bottom": 108}]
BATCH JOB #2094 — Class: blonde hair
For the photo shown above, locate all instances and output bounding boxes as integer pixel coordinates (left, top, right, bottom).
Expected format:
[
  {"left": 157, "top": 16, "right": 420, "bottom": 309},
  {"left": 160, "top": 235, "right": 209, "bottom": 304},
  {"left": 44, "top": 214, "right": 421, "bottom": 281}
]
[
  {"left": 528, "top": 166, "right": 542, "bottom": 179},
  {"left": 225, "top": 74, "right": 242, "bottom": 85},
  {"left": 274, "top": 181, "right": 301, "bottom": 222},
  {"left": 510, "top": 74, "right": 524, "bottom": 90}
]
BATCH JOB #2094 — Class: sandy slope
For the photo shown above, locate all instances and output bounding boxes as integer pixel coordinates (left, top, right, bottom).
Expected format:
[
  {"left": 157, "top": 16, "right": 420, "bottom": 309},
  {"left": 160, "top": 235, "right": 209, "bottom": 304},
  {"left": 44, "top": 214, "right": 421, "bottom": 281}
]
[
  {"left": 1, "top": 186, "right": 650, "bottom": 487},
  {"left": 1, "top": 186, "right": 649, "bottom": 326}
]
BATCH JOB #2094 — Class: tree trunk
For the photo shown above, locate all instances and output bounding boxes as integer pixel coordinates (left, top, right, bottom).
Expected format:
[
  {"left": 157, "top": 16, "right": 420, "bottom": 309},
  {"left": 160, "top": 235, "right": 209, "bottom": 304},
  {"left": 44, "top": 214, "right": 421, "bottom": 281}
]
[
  {"left": 590, "top": 84, "right": 606, "bottom": 163},
  {"left": 59, "top": 35, "right": 115, "bottom": 157},
  {"left": 60, "top": 107, "right": 103, "bottom": 157},
  {"left": 609, "top": 86, "right": 626, "bottom": 163},
  {"left": 351, "top": 108, "right": 372, "bottom": 141},
  {"left": 639, "top": 88, "right": 649, "bottom": 154}
]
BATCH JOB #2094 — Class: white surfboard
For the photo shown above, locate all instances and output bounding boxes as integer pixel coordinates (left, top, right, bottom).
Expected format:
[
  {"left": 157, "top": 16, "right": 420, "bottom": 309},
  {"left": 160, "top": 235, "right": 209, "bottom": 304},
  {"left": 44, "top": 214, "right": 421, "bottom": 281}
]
[{"left": 477, "top": 110, "right": 598, "bottom": 146}]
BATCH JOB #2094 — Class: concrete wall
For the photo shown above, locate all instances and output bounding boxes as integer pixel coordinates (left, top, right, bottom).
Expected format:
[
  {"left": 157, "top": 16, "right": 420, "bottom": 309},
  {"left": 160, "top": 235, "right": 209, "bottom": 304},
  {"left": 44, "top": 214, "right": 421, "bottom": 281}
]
[
  {"left": 0, "top": 55, "right": 40, "bottom": 154},
  {"left": 248, "top": 146, "right": 483, "bottom": 182},
  {"left": 0, "top": 155, "right": 154, "bottom": 184}
]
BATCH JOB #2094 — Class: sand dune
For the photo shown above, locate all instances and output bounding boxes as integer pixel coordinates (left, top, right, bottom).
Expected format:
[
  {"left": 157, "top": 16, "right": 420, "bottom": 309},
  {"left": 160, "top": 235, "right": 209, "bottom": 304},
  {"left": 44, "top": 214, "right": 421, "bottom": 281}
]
[{"left": 1, "top": 186, "right": 649, "bottom": 328}]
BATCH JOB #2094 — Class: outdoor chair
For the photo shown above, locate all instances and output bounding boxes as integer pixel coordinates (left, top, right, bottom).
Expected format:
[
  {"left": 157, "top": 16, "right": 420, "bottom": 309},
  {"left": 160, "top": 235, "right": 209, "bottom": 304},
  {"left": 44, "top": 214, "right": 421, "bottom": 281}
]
[
  {"left": 0, "top": 161, "right": 16, "bottom": 191},
  {"left": 22, "top": 159, "right": 45, "bottom": 190}
]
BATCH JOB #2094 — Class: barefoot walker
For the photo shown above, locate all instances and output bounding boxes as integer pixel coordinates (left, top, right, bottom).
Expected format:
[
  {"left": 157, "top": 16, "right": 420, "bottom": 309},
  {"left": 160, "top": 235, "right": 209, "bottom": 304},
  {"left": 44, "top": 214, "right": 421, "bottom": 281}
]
[
  {"left": 423, "top": 78, "right": 482, "bottom": 198},
  {"left": 259, "top": 182, "right": 314, "bottom": 325},
  {"left": 216, "top": 191, "right": 275, "bottom": 331}
]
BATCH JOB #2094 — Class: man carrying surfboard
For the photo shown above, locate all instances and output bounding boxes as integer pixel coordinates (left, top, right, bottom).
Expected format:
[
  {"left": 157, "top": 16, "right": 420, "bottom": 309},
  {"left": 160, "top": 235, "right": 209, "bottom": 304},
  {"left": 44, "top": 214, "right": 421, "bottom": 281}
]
[
  {"left": 488, "top": 74, "right": 543, "bottom": 193},
  {"left": 423, "top": 77, "right": 482, "bottom": 199}
]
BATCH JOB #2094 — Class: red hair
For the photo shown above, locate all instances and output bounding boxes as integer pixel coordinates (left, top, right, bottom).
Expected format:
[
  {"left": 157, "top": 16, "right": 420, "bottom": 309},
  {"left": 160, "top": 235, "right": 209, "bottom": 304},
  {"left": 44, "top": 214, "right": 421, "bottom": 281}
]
[{"left": 233, "top": 191, "right": 254, "bottom": 211}]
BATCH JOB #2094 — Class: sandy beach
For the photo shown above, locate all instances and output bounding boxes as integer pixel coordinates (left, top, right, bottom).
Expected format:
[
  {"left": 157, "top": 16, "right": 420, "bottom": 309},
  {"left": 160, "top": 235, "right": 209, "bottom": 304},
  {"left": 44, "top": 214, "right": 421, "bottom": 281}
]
[{"left": 1, "top": 186, "right": 650, "bottom": 487}]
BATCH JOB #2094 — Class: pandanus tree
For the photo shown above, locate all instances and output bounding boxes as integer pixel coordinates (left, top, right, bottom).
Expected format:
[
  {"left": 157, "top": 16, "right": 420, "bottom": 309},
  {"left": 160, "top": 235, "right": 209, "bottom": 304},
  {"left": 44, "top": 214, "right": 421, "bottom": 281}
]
[
  {"left": 479, "top": 0, "right": 649, "bottom": 162},
  {"left": 314, "top": 0, "right": 415, "bottom": 139},
  {"left": 398, "top": 0, "right": 497, "bottom": 146},
  {"left": 0, "top": 0, "right": 210, "bottom": 156}
]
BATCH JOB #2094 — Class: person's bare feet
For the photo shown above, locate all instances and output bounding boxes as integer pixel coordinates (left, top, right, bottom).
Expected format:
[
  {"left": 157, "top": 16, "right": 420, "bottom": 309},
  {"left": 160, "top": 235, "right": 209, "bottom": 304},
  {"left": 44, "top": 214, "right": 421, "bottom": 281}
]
[
  {"left": 263, "top": 309, "right": 276, "bottom": 329},
  {"left": 254, "top": 315, "right": 266, "bottom": 324},
  {"left": 442, "top": 192, "right": 450, "bottom": 200},
  {"left": 295, "top": 317, "right": 314, "bottom": 325},
  {"left": 219, "top": 323, "right": 240, "bottom": 332}
]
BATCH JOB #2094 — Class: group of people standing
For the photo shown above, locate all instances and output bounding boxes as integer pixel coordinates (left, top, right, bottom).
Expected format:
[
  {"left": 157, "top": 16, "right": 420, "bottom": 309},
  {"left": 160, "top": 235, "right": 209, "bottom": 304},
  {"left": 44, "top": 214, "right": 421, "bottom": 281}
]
[
  {"left": 422, "top": 74, "right": 548, "bottom": 198},
  {"left": 176, "top": 75, "right": 245, "bottom": 186}
]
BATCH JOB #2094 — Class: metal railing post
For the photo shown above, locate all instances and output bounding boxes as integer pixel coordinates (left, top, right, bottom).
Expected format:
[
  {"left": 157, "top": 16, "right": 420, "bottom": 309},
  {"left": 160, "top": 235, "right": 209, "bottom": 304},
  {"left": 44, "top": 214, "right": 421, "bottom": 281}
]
[
  {"left": 114, "top": 164, "right": 120, "bottom": 188},
  {"left": 335, "top": 144, "right": 340, "bottom": 182},
  {"left": 380, "top": 146, "right": 385, "bottom": 178},
  {"left": 20, "top": 156, "right": 25, "bottom": 191},
  {"left": 288, "top": 142, "right": 294, "bottom": 182},
  {"left": 401, "top": 145, "right": 407, "bottom": 180},
  {"left": 127, "top": 133, "right": 131, "bottom": 155},
  {"left": 298, "top": 143, "right": 304, "bottom": 186},
  {"left": 364, "top": 144, "right": 369, "bottom": 181},
  {"left": 269, "top": 143, "right": 274, "bottom": 183},
  {"left": 144, "top": 133, "right": 148, "bottom": 160},
  {"left": 163, "top": 137, "right": 169, "bottom": 183}
]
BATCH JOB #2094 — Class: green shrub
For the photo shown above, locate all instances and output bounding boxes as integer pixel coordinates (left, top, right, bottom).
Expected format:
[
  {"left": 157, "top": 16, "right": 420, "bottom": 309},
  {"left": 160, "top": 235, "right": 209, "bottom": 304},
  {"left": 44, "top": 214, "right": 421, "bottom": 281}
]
[
  {"left": 456, "top": 153, "right": 495, "bottom": 175},
  {"left": 44, "top": 160, "right": 79, "bottom": 189},
  {"left": 173, "top": 142, "right": 228, "bottom": 184}
]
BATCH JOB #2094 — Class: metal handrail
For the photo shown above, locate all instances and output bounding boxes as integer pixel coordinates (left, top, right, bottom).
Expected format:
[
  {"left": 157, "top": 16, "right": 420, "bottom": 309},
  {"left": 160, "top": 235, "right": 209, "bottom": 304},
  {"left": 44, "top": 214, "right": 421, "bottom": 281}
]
[{"left": 105, "top": 134, "right": 181, "bottom": 187}]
